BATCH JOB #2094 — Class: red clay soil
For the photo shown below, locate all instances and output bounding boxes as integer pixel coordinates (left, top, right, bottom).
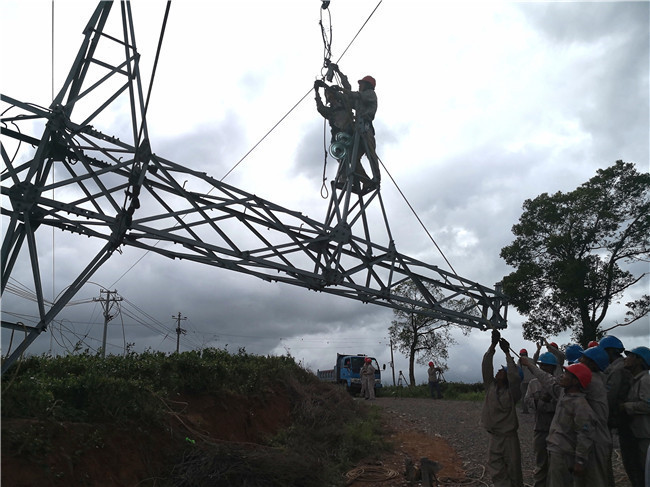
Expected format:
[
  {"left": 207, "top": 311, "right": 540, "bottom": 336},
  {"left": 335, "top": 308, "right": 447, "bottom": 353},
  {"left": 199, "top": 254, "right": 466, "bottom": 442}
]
[
  {"left": 1, "top": 391, "right": 292, "bottom": 487},
  {"left": 346, "top": 407, "right": 466, "bottom": 487}
]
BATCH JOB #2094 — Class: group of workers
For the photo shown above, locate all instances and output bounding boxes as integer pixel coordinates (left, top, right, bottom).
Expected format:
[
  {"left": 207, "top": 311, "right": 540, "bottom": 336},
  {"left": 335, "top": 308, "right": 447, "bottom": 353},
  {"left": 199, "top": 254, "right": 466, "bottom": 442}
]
[
  {"left": 314, "top": 62, "right": 381, "bottom": 192},
  {"left": 481, "top": 330, "right": 650, "bottom": 487}
]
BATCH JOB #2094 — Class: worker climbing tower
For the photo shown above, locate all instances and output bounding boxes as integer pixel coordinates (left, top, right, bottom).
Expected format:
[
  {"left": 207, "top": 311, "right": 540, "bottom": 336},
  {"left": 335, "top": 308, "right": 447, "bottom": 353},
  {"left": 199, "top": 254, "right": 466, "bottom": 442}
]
[{"left": 314, "top": 2, "right": 392, "bottom": 288}]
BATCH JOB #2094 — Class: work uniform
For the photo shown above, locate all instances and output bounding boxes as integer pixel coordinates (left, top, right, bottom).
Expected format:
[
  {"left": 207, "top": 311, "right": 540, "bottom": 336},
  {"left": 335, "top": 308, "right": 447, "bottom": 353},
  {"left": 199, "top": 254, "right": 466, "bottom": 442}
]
[
  {"left": 519, "top": 356, "right": 534, "bottom": 413},
  {"left": 525, "top": 375, "right": 558, "bottom": 487},
  {"left": 582, "top": 371, "right": 613, "bottom": 487},
  {"left": 315, "top": 72, "right": 370, "bottom": 186},
  {"left": 547, "top": 345, "right": 566, "bottom": 377},
  {"left": 340, "top": 87, "right": 379, "bottom": 184},
  {"left": 360, "top": 362, "right": 376, "bottom": 400},
  {"left": 315, "top": 97, "right": 354, "bottom": 141},
  {"left": 546, "top": 391, "right": 597, "bottom": 487},
  {"left": 620, "top": 370, "right": 650, "bottom": 486},
  {"left": 605, "top": 356, "right": 633, "bottom": 429},
  {"left": 428, "top": 364, "right": 442, "bottom": 399},
  {"left": 480, "top": 349, "right": 523, "bottom": 487},
  {"left": 603, "top": 356, "right": 634, "bottom": 486}
]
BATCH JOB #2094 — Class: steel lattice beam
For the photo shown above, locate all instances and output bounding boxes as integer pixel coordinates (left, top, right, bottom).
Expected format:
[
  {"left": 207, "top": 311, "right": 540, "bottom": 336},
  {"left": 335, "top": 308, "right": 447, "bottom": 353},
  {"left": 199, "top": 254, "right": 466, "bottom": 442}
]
[{"left": 1, "top": 1, "right": 507, "bottom": 374}]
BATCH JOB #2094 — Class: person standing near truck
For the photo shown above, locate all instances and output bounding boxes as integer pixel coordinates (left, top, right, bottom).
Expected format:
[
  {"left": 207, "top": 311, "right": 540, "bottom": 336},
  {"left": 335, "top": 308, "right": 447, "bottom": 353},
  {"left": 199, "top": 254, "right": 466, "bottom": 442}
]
[{"left": 360, "top": 357, "right": 376, "bottom": 400}]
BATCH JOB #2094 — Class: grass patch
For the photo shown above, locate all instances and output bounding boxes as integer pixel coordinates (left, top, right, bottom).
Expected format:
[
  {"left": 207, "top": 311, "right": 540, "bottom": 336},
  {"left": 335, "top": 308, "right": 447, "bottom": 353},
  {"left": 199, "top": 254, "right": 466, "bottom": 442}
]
[{"left": 379, "top": 381, "right": 485, "bottom": 401}]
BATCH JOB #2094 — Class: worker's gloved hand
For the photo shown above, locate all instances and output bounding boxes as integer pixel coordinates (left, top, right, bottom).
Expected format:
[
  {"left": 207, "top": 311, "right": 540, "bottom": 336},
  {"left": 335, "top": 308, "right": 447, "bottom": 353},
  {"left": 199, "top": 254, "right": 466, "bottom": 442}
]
[
  {"left": 330, "top": 63, "right": 339, "bottom": 71},
  {"left": 499, "top": 338, "right": 510, "bottom": 355},
  {"left": 314, "top": 79, "right": 325, "bottom": 89}
]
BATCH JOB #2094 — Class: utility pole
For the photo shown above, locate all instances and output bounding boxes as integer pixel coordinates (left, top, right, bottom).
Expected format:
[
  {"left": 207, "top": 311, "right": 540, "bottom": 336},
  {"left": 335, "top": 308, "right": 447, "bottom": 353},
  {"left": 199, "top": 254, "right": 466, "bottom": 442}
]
[
  {"left": 173, "top": 312, "right": 187, "bottom": 353},
  {"left": 390, "top": 338, "right": 396, "bottom": 386},
  {"left": 93, "top": 290, "right": 123, "bottom": 358}
]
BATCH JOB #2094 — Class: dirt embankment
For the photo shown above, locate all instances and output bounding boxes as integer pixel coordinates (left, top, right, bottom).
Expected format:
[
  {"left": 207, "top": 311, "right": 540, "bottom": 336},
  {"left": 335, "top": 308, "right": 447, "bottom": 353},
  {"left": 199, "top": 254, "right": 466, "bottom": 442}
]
[{"left": 2, "top": 391, "right": 293, "bottom": 487}]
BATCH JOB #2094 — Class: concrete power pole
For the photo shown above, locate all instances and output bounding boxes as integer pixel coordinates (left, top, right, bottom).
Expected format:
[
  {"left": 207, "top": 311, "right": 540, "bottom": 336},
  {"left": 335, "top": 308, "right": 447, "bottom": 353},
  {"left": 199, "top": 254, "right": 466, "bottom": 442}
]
[
  {"left": 173, "top": 312, "right": 187, "bottom": 353},
  {"left": 93, "top": 290, "right": 123, "bottom": 358},
  {"left": 390, "top": 338, "right": 396, "bottom": 386}
]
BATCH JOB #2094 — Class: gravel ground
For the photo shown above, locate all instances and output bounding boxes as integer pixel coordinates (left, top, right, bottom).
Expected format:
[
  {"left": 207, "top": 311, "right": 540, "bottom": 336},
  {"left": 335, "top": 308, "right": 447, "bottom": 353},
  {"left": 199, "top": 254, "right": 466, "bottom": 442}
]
[{"left": 370, "top": 396, "right": 632, "bottom": 487}]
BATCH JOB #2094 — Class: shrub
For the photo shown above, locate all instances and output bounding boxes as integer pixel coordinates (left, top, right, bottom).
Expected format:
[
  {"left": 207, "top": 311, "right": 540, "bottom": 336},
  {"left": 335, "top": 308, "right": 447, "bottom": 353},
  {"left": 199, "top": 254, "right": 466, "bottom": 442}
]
[{"left": 2, "top": 348, "right": 387, "bottom": 486}]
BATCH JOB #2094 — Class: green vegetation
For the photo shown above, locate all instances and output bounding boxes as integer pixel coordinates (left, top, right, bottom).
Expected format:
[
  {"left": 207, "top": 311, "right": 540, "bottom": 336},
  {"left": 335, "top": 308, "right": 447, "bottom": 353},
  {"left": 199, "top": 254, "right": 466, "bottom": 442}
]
[
  {"left": 501, "top": 160, "right": 650, "bottom": 344},
  {"left": 2, "top": 348, "right": 388, "bottom": 486},
  {"left": 379, "top": 381, "right": 485, "bottom": 401}
]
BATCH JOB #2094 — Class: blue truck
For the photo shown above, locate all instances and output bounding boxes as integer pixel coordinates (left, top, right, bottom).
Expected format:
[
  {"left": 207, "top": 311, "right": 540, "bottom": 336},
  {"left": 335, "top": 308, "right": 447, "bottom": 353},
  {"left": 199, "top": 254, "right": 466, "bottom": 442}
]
[{"left": 317, "top": 353, "right": 383, "bottom": 395}]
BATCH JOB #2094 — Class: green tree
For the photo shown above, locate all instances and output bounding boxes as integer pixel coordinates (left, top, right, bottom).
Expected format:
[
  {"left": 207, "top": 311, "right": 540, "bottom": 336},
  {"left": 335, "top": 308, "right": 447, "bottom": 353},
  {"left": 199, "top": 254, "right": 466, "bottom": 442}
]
[
  {"left": 500, "top": 161, "right": 650, "bottom": 345},
  {"left": 388, "top": 281, "right": 471, "bottom": 386}
]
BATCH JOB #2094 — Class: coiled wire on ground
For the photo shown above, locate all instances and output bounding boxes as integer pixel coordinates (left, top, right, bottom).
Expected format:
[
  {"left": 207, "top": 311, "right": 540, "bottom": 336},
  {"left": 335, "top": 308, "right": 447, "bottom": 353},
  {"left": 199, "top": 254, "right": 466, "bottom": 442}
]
[{"left": 344, "top": 464, "right": 400, "bottom": 483}]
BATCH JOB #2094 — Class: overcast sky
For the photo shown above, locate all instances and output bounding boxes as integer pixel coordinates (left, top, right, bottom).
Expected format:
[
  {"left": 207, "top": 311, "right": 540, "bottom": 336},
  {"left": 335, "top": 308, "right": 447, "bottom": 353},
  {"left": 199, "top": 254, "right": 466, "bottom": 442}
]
[{"left": 1, "top": 1, "right": 649, "bottom": 384}]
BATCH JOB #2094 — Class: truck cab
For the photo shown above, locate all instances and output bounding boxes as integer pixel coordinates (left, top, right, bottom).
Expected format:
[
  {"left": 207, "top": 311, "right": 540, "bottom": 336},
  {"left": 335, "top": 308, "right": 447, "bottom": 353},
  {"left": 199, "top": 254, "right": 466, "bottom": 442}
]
[{"left": 317, "top": 353, "right": 383, "bottom": 395}]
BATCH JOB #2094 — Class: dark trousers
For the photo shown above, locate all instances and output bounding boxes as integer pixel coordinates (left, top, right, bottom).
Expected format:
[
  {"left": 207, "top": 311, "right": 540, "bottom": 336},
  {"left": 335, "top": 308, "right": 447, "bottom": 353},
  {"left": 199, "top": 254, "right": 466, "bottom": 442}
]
[{"left": 428, "top": 381, "right": 442, "bottom": 399}]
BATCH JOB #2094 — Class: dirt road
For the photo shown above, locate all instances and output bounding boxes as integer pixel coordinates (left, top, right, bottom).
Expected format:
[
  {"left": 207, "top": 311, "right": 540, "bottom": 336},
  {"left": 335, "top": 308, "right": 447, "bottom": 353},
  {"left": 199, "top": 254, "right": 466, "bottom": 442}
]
[{"left": 347, "top": 397, "right": 632, "bottom": 487}]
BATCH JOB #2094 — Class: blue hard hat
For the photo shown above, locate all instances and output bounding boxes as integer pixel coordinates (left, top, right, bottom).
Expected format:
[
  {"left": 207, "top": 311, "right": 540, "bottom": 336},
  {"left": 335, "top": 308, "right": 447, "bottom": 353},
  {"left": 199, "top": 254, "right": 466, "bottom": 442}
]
[
  {"left": 582, "top": 346, "right": 610, "bottom": 372},
  {"left": 502, "top": 365, "right": 524, "bottom": 380},
  {"left": 627, "top": 346, "right": 650, "bottom": 369},
  {"left": 538, "top": 352, "right": 558, "bottom": 366},
  {"left": 600, "top": 335, "right": 624, "bottom": 350},
  {"left": 565, "top": 344, "right": 584, "bottom": 364}
]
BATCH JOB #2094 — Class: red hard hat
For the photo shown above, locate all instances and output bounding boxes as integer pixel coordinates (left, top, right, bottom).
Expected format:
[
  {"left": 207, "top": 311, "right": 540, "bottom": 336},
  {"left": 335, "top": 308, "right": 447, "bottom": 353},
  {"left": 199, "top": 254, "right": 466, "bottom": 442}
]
[
  {"left": 549, "top": 342, "right": 558, "bottom": 348},
  {"left": 428, "top": 361, "right": 434, "bottom": 366},
  {"left": 519, "top": 349, "right": 528, "bottom": 355},
  {"left": 587, "top": 341, "right": 599, "bottom": 348},
  {"left": 365, "top": 357, "right": 371, "bottom": 363},
  {"left": 358, "top": 75, "right": 376, "bottom": 88},
  {"left": 564, "top": 363, "right": 592, "bottom": 389}
]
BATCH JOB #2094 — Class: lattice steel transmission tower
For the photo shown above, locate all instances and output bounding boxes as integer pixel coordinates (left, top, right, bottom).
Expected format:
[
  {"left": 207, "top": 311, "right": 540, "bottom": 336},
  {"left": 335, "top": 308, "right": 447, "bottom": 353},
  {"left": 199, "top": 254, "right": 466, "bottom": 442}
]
[{"left": 1, "top": 1, "right": 508, "bottom": 374}]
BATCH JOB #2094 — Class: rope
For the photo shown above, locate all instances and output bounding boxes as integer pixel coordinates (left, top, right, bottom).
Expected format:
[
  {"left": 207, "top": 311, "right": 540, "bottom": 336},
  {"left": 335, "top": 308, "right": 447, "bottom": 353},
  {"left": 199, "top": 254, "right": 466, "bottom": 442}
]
[
  {"left": 336, "top": 1, "right": 382, "bottom": 64},
  {"left": 319, "top": 4, "right": 333, "bottom": 71},
  {"left": 377, "top": 156, "right": 458, "bottom": 277},
  {"left": 320, "top": 119, "right": 330, "bottom": 199},
  {"left": 219, "top": 89, "right": 313, "bottom": 182},
  {"left": 319, "top": 4, "right": 333, "bottom": 196},
  {"left": 344, "top": 464, "right": 400, "bottom": 483}
]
